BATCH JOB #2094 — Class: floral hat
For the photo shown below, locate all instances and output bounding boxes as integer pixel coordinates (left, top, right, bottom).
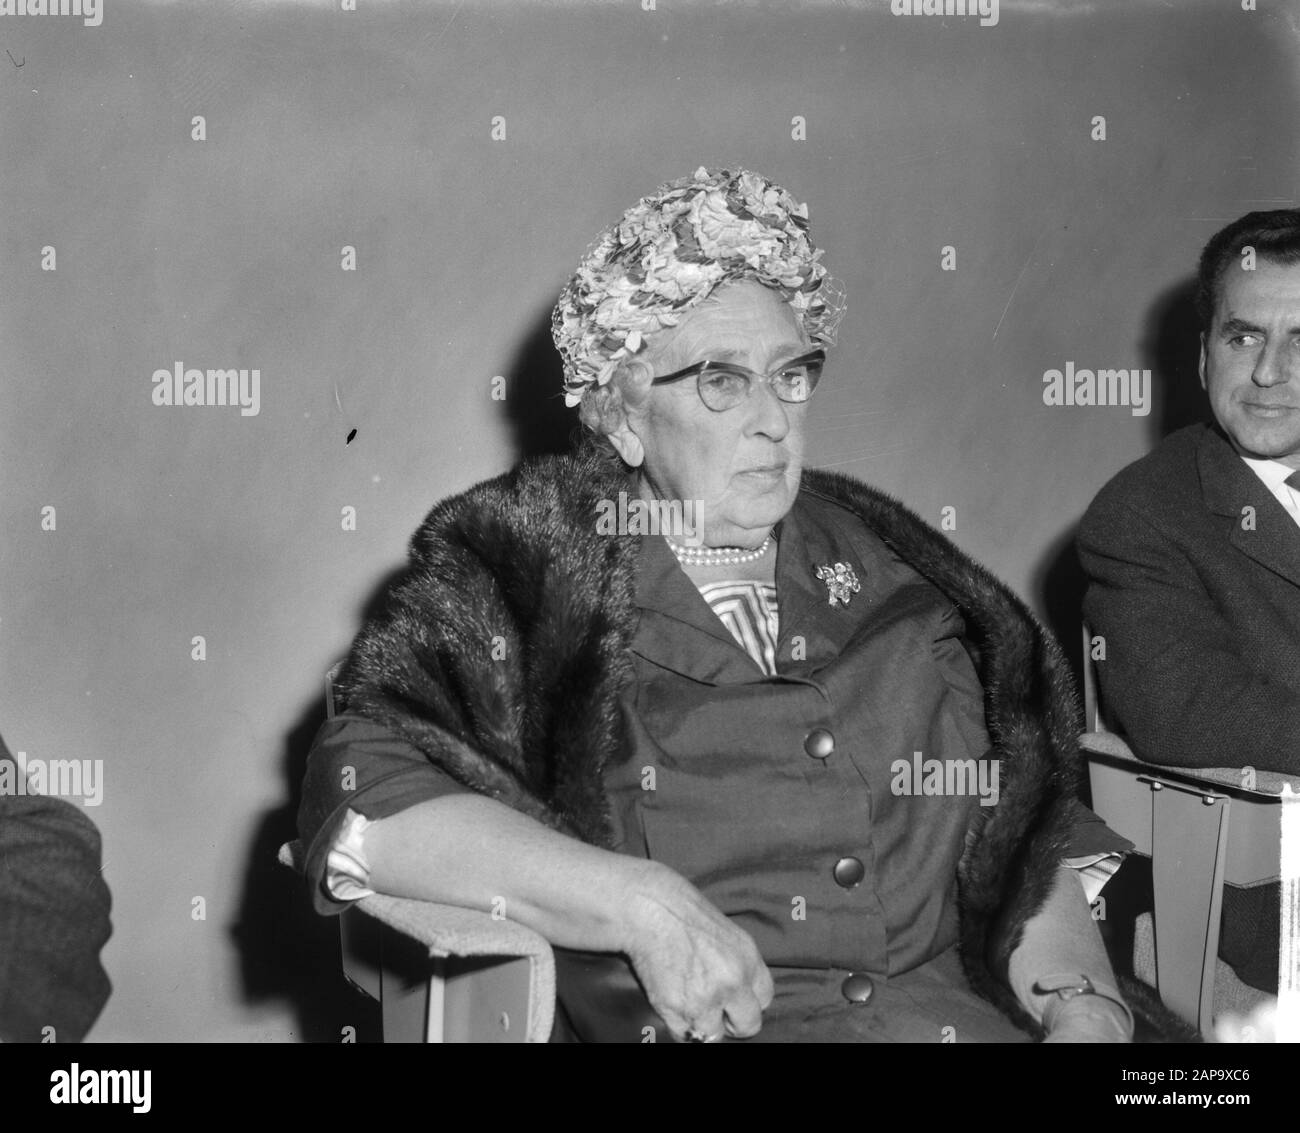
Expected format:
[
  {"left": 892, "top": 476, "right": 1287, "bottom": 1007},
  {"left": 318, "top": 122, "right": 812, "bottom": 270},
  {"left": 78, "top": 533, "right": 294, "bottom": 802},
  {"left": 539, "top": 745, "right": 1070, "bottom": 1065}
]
[{"left": 551, "top": 166, "right": 845, "bottom": 407}]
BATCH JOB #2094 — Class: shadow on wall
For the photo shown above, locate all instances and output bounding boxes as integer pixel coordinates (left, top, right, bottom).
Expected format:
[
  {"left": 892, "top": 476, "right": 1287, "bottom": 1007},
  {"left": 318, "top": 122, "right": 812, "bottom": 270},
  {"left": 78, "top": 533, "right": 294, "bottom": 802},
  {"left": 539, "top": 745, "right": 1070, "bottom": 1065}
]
[
  {"left": 233, "top": 699, "right": 380, "bottom": 1042},
  {"left": 501, "top": 305, "right": 591, "bottom": 459},
  {"left": 1034, "top": 276, "right": 1210, "bottom": 688},
  {"left": 232, "top": 308, "right": 586, "bottom": 1040},
  {"left": 1145, "top": 277, "right": 1212, "bottom": 443}
]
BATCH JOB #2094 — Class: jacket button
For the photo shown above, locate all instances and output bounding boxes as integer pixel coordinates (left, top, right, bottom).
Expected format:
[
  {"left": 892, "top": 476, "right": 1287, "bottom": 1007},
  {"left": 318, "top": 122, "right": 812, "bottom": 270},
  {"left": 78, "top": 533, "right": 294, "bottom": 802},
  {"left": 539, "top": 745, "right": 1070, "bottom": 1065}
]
[
  {"left": 833, "top": 856, "right": 865, "bottom": 888},
  {"left": 804, "top": 728, "right": 835, "bottom": 759},
  {"left": 841, "top": 973, "right": 875, "bottom": 1004}
]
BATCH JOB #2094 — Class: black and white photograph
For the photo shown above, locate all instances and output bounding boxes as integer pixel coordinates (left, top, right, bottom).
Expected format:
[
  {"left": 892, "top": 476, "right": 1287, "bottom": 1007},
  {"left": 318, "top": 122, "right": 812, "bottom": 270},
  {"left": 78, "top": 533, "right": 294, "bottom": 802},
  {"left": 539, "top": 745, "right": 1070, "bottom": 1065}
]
[{"left": 1, "top": 0, "right": 1297, "bottom": 1105}]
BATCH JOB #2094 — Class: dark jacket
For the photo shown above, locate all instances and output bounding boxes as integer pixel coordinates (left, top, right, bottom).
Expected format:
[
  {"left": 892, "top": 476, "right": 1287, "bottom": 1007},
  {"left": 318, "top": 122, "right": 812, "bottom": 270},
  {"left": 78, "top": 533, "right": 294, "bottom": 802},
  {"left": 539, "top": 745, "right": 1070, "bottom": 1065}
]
[
  {"left": 1079, "top": 423, "right": 1300, "bottom": 774},
  {"left": 300, "top": 440, "right": 1192, "bottom": 1040},
  {"left": 0, "top": 736, "right": 112, "bottom": 1042}
]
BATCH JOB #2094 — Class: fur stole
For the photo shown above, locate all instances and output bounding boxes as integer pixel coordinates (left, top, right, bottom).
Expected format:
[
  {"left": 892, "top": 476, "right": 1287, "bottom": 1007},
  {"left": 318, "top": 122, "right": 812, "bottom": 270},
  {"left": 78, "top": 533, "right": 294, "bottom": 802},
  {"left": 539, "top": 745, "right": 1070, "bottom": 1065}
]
[{"left": 337, "top": 439, "right": 1195, "bottom": 1042}]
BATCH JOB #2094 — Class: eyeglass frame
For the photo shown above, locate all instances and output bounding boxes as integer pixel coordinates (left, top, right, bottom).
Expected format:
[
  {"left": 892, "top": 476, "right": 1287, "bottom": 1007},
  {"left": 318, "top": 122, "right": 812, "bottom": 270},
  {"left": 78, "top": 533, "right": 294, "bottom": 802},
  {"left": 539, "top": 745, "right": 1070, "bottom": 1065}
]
[{"left": 649, "top": 348, "right": 827, "bottom": 412}]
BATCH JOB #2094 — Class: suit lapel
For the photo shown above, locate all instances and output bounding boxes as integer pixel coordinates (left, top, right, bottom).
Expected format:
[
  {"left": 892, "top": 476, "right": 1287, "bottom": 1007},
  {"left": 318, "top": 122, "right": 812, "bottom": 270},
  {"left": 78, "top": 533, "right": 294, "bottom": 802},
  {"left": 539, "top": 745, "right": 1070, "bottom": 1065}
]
[{"left": 1198, "top": 425, "right": 1300, "bottom": 590}]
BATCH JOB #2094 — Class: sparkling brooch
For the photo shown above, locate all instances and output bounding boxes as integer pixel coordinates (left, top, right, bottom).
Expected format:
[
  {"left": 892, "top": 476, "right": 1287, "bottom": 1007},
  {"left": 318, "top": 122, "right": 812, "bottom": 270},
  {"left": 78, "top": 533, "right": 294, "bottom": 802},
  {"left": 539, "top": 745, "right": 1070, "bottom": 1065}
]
[{"left": 815, "top": 562, "right": 861, "bottom": 607}]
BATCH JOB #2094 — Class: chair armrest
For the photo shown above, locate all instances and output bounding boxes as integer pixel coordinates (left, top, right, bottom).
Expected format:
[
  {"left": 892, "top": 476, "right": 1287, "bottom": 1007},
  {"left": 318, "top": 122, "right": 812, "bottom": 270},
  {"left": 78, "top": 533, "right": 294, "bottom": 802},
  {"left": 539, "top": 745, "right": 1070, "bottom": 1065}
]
[
  {"left": 1078, "top": 731, "right": 1138, "bottom": 761},
  {"left": 1077, "top": 734, "right": 1299, "bottom": 798},
  {"left": 352, "top": 892, "right": 556, "bottom": 1043},
  {"left": 278, "top": 841, "right": 555, "bottom": 1042}
]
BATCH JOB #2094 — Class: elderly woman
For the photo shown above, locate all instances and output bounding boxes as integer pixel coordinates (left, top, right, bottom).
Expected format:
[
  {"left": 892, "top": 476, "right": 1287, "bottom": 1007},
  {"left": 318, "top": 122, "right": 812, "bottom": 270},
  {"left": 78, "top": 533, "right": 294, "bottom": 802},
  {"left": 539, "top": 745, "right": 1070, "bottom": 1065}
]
[{"left": 298, "top": 168, "right": 1186, "bottom": 1043}]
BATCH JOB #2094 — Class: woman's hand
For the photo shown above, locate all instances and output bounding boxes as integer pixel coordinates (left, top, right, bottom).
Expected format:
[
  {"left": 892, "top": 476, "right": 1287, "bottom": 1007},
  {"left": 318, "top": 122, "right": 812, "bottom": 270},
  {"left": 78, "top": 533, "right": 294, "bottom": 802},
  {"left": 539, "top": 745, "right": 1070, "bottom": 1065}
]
[
  {"left": 619, "top": 860, "right": 774, "bottom": 1042},
  {"left": 1008, "top": 865, "right": 1134, "bottom": 1043},
  {"left": 1041, "top": 996, "right": 1133, "bottom": 1043}
]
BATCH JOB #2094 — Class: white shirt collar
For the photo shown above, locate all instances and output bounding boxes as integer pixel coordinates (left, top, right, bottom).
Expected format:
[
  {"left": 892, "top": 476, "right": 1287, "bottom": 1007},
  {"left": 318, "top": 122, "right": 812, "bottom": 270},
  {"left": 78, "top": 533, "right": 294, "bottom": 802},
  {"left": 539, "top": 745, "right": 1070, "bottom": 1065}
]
[{"left": 1240, "top": 455, "right": 1300, "bottom": 492}]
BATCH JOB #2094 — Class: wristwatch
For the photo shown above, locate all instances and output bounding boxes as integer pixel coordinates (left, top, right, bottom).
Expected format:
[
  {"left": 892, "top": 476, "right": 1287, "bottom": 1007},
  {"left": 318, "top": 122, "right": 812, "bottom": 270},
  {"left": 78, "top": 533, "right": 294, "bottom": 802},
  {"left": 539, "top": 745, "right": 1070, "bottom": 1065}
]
[{"left": 1033, "top": 973, "right": 1135, "bottom": 1039}]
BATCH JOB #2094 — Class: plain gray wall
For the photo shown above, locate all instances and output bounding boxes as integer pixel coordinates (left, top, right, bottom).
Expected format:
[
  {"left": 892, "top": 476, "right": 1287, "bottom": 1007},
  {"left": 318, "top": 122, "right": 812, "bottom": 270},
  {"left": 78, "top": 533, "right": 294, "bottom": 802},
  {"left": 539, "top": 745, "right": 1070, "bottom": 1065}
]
[{"left": 1, "top": 0, "right": 1296, "bottom": 1041}]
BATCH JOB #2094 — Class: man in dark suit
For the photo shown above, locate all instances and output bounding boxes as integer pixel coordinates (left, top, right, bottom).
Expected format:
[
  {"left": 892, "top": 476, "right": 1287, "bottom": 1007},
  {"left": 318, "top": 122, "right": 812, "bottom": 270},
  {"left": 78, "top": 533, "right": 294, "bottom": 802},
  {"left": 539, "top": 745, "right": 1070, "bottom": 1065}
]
[
  {"left": 1077, "top": 208, "right": 1300, "bottom": 991},
  {"left": 0, "top": 734, "right": 112, "bottom": 1042}
]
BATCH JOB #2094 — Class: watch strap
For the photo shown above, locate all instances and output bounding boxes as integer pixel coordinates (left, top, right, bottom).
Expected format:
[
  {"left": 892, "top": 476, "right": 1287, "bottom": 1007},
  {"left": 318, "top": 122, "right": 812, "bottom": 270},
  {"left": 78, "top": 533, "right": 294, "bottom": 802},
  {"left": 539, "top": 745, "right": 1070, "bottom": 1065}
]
[{"left": 1034, "top": 973, "right": 1135, "bottom": 1038}]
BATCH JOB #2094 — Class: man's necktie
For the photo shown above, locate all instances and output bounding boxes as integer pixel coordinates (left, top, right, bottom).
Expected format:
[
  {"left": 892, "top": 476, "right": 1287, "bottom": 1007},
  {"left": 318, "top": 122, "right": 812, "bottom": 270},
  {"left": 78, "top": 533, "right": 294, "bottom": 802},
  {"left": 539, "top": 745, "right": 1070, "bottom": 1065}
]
[{"left": 1287, "top": 470, "right": 1300, "bottom": 493}]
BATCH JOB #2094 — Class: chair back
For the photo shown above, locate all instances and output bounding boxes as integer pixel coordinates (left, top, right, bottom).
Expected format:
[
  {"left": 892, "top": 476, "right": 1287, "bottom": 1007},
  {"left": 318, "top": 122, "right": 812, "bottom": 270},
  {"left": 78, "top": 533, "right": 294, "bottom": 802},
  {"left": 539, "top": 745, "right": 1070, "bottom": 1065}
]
[
  {"left": 1080, "top": 622, "right": 1109, "bottom": 734},
  {"left": 1077, "top": 621, "right": 1290, "bottom": 1033},
  {"left": 325, "top": 662, "right": 343, "bottom": 719}
]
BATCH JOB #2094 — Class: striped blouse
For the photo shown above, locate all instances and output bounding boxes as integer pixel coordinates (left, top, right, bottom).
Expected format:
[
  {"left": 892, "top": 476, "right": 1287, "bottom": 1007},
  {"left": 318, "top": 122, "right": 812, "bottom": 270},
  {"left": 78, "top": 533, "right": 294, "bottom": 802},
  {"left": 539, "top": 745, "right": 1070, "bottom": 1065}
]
[{"left": 697, "top": 579, "right": 780, "bottom": 677}]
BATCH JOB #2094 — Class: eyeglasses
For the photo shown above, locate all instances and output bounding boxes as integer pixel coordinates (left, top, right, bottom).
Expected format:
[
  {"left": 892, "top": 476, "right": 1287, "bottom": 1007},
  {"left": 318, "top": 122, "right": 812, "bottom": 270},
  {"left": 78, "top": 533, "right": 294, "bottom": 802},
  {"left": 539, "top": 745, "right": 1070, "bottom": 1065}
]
[{"left": 650, "top": 349, "right": 826, "bottom": 412}]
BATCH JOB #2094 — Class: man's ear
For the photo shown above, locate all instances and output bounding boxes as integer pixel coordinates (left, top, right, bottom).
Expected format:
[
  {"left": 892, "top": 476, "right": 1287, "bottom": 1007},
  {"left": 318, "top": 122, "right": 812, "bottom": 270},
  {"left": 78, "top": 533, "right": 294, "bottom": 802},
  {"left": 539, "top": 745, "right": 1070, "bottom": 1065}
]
[{"left": 1198, "top": 332, "right": 1208, "bottom": 391}]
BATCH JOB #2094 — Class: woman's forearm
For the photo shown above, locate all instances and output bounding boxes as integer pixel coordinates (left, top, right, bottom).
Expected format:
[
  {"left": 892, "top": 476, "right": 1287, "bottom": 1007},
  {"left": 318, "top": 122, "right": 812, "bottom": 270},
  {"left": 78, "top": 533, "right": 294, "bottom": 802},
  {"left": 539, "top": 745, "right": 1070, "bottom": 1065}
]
[
  {"left": 362, "top": 794, "right": 655, "bottom": 953},
  {"left": 363, "top": 793, "right": 774, "bottom": 1039},
  {"left": 1007, "top": 865, "right": 1132, "bottom": 1040}
]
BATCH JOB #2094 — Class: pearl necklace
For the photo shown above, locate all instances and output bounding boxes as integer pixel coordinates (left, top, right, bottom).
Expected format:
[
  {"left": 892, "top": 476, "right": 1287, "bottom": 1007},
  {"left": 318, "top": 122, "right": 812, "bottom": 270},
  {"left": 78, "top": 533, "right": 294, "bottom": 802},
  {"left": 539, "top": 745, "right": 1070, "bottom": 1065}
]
[{"left": 665, "top": 534, "right": 774, "bottom": 567}]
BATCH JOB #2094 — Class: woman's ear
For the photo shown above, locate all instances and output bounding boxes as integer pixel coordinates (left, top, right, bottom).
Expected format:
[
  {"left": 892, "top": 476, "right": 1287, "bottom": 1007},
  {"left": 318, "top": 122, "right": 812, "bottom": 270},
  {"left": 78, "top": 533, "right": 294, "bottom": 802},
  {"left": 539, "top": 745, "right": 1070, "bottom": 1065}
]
[
  {"left": 606, "top": 419, "right": 644, "bottom": 468},
  {"left": 603, "top": 357, "right": 652, "bottom": 467}
]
